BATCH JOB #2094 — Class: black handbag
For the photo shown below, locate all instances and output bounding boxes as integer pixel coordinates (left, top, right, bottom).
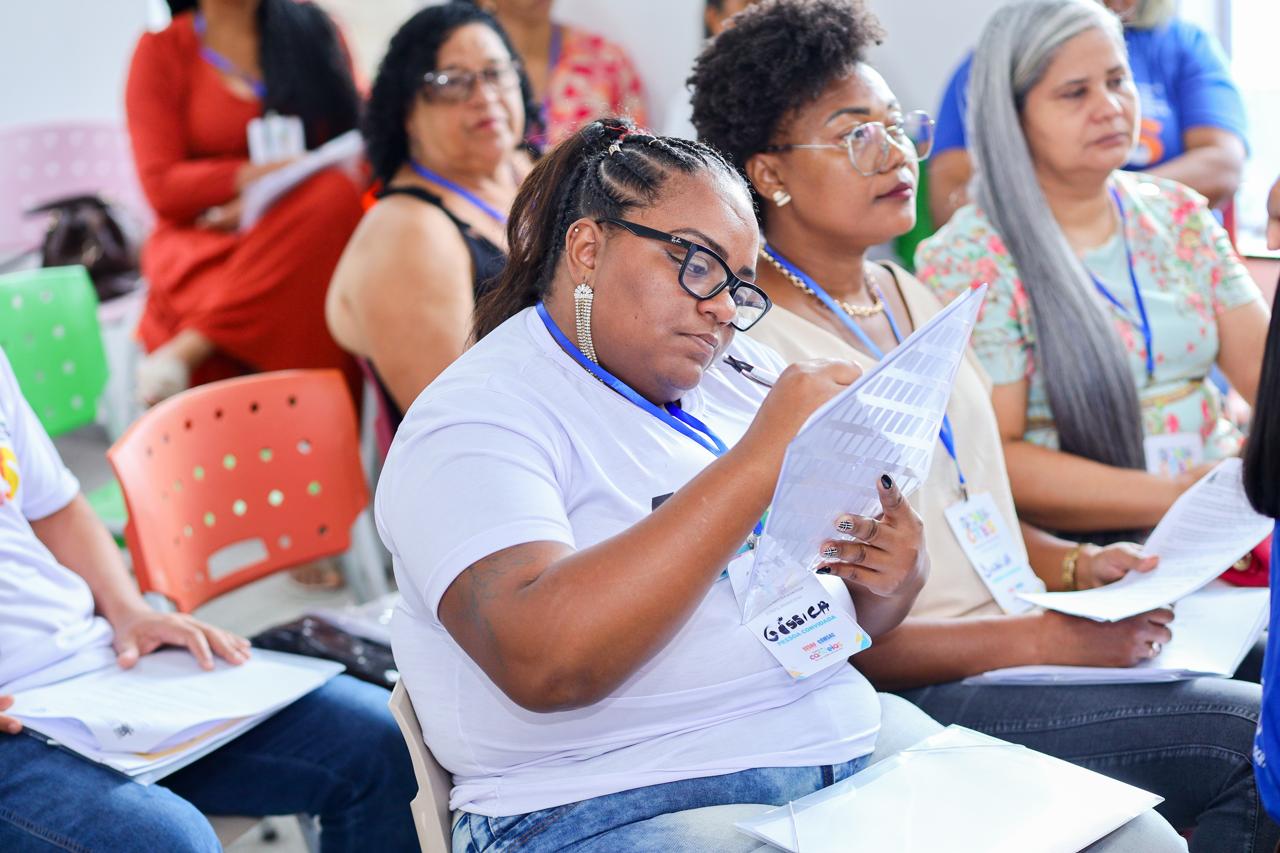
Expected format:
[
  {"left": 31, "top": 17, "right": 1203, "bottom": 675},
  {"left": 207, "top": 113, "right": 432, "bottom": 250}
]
[
  {"left": 28, "top": 193, "right": 142, "bottom": 302},
  {"left": 251, "top": 615, "right": 399, "bottom": 689}
]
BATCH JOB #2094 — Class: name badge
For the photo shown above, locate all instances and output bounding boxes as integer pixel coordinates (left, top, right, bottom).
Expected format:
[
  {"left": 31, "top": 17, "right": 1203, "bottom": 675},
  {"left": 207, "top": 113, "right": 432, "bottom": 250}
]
[
  {"left": 1143, "top": 433, "right": 1203, "bottom": 477},
  {"left": 247, "top": 112, "right": 305, "bottom": 165},
  {"left": 727, "top": 551, "right": 870, "bottom": 678},
  {"left": 942, "top": 492, "right": 1040, "bottom": 615}
]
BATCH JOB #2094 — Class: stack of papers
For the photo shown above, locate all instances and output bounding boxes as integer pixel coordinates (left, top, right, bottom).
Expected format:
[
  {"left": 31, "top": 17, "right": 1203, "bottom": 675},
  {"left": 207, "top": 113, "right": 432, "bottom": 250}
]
[
  {"left": 967, "top": 582, "right": 1268, "bottom": 685},
  {"left": 1018, "top": 458, "right": 1271, "bottom": 622},
  {"left": 10, "top": 649, "right": 342, "bottom": 784},
  {"left": 739, "top": 285, "right": 986, "bottom": 620},
  {"left": 239, "top": 130, "right": 364, "bottom": 230},
  {"left": 735, "top": 726, "right": 1161, "bottom": 852}
]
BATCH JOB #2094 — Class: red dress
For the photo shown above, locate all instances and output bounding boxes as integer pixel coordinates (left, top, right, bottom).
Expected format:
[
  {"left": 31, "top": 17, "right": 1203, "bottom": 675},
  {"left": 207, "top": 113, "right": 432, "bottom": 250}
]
[{"left": 125, "top": 12, "right": 361, "bottom": 395}]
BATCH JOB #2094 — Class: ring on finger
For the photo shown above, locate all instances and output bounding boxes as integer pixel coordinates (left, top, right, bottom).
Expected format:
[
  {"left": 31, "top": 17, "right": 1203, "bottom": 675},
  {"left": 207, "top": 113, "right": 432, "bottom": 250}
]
[{"left": 1148, "top": 641, "right": 1162, "bottom": 657}]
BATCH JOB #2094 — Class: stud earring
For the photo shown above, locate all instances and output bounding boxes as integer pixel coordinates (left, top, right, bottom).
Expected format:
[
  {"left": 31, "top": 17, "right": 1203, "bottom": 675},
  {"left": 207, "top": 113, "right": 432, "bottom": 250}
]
[
  {"left": 573, "top": 282, "right": 598, "bottom": 363},
  {"left": 772, "top": 189, "right": 792, "bottom": 207}
]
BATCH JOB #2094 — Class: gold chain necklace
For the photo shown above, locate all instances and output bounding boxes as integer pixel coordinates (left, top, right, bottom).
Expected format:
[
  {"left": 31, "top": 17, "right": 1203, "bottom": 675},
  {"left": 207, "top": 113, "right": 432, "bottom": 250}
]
[{"left": 759, "top": 247, "right": 886, "bottom": 318}]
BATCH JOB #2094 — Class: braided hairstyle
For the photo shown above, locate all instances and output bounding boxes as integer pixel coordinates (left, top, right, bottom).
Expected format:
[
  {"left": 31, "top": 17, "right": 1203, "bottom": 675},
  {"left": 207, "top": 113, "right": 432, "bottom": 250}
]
[{"left": 472, "top": 118, "right": 749, "bottom": 340}]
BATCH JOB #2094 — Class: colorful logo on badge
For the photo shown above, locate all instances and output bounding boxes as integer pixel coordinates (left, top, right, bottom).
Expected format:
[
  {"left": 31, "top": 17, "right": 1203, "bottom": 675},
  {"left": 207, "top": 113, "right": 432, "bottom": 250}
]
[
  {"left": 956, "top": 506, "right": 997, "bottom": 545},
  {"left": 0, "top": 445, "right": 19, "bottom": 505}
]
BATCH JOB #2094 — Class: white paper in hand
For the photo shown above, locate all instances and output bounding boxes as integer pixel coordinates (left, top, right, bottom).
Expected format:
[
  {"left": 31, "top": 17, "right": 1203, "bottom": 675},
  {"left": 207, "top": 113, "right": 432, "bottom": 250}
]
[
  {"left": 1018, "top": 459, "right": 1271, "bottom": 622},
  {"left": 737, "top": 285, "right": 986, "bottom": 621}
]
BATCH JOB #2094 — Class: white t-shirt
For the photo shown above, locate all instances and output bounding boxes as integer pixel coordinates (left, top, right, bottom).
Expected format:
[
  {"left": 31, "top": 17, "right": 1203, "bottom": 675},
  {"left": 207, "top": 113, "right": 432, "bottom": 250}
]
[
  {"left": 0, "top": 349, "right": 115, "bottom": 694},
  {"left": 380, "top": 308, "right": 880, "bottom": 817}
]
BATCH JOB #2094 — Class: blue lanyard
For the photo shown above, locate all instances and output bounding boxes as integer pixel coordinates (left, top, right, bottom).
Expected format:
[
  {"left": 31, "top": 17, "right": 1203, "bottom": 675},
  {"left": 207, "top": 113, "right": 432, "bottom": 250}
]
[
  {"left": 409, "top": 160, "right": 508, "bottom": 225},
  {"left": 763, "top": 242, "right": 969, "bottom": 499},
  {"left": 1089, "top": 187, "right": 1155, "bottom": 382},
  {"left": 193, "top": 13, "right": 267, "bottom": 100},
  {"left": 536, "top": 302, "right": 765, "bottom": 542}
]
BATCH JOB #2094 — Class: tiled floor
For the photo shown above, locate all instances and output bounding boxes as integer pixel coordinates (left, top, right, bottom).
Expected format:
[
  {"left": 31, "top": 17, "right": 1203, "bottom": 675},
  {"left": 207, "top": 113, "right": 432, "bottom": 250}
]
[{"left": 54, "top": 425, "right": 354, "bottom": 853}]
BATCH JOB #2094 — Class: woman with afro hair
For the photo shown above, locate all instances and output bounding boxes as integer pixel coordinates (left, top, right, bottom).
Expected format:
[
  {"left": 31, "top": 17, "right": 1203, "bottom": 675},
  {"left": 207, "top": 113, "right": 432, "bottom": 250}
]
[
  {"left": 327, "top": 1, "right": 537, "bottom": 428},
  {"left": 691, "top": 0, "right": 1269, "bottom": 847}
]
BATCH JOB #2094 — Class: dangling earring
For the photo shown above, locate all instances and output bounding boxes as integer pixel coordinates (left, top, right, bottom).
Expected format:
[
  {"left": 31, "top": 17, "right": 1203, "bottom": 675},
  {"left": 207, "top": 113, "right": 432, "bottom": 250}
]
[
  {"left": 574, "top": 282, "right": 598, "bottom": 363},
  {"left": 772, "top": 188, "right": 792, "bottom": 207}
]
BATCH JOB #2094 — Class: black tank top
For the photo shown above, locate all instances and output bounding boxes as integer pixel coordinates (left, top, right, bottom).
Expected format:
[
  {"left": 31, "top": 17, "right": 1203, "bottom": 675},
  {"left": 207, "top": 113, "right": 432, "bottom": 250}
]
[{"left": 371, "top": 185, "right": 508, "bottom": 432}]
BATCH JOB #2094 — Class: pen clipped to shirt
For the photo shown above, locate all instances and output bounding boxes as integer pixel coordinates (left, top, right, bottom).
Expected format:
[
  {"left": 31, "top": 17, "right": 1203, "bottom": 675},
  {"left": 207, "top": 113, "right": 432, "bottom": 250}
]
[{"left": 723, "top": 355, "right": 780, "bottom": 389}]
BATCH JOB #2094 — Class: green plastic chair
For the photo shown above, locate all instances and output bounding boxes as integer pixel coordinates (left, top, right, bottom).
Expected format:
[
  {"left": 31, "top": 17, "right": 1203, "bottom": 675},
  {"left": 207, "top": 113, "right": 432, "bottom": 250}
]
[{"left": 0, "top": 266, "right": 125, "bottom": 535}]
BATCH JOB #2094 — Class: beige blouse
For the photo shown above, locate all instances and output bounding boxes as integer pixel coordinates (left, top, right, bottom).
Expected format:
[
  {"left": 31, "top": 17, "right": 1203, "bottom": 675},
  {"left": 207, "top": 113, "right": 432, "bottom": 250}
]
[{"left": 748, "top": 263, "right": 1043, "bottom": 619}]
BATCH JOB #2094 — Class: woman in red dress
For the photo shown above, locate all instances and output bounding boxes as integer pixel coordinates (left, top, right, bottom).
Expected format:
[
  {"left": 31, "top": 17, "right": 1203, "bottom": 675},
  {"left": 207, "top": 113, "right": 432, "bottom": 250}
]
[{"left": 125, "top": 0, "right": 364, "bottom": 404}]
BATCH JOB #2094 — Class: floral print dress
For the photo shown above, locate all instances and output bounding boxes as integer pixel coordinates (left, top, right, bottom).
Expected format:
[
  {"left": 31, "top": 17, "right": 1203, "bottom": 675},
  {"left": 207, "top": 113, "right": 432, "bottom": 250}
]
[{"left": 915, "top": 172, "right": 1259, "bottom": 460}]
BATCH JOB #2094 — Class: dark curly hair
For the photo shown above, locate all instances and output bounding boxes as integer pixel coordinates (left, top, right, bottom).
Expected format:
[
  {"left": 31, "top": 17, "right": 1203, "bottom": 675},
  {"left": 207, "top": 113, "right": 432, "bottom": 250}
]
[
  {"left": 363, "top": 1, "right": 540, "bottom": 184},
  {"left": 472, "top": 118, "right": 748, "bottom": 340},
  {"left": 689, "top": 0, "right": 884, "bottom": 216}
]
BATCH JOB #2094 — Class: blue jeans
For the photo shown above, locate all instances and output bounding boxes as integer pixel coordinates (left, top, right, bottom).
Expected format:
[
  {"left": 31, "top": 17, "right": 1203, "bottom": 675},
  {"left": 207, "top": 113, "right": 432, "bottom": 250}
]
[
  {"left": 898, "top": 674, "right": 1278, "bottom": 853},
  {"left": 453, "top": 757, "right": 871, "bottom": 853},
  {"left": 0, "top": 674, "right": 417, "bottom": 852}
]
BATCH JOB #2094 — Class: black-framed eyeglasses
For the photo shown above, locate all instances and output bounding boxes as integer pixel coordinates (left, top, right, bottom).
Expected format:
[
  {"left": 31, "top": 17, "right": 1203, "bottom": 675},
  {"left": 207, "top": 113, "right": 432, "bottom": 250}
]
[
  {"left": 765, "top": 110, "right": 936, "bottom": 177},
  {"left": 598, "top": 218, "right": 771, "bottom": 331},
  {"left": 421, "top": 61, "right": 522, "bottom": 103}
]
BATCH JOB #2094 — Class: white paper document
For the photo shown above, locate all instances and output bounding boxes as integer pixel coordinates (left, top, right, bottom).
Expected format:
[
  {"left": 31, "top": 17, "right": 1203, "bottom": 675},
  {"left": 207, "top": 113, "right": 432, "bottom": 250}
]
[
  {"left": 735, "top": 726, "right": 1161, "bottom": 853},
  {"left": 737, "top": 285, "right": 985, "bottom": 621},
  {"left": 11, "top": 649, "right": 342, "bottom": 784},
  {"left": 239, "top": 129, "right": 364, "bottom": 230},
  {"left": 310, "top": 592, "right": 400, "bottom": 647},
  {"left": 967, "top": 582, "right": 1268, "bottom": 685},
  {"left": 1018, "top": 458, "right": 1271, "bottom": 622}
]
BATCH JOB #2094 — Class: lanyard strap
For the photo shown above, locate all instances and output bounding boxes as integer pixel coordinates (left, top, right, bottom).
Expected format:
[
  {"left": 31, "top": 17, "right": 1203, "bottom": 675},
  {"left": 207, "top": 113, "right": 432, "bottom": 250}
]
[
  {"left": 1088, "top": 187, "right": 1155, "bottom": 381},
  {"left": 536, "top": 302, "right": 727, "bottom": 456},
  {"left": 193, "top": 13, "right": 267, "bottom": 99},
  {"left": 409, "top": 160, "right": 509, "bottom": 225},
  {"left": 762, "top": 242, "right": 969, "bottom": 498}
]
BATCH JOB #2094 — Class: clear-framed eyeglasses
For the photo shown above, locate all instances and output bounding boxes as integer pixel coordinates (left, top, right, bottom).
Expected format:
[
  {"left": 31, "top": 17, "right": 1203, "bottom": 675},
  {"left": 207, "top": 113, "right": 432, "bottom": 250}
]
[
  {"left": 764, "top": 110, "right": 936, "bottom": 177},
  {"left": 597, "top": 218, "right": 772, "bottom": 332},
  {"left": 421, "top": 62, "right": 522, "bottom": 103}
]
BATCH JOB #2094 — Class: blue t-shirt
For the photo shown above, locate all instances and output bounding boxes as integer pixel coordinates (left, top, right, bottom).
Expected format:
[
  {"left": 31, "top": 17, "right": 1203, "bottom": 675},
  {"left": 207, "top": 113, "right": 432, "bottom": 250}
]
[
  {"left": 1256, "top": 522, "right": 1280, "bottom": 821},
  {"left": 934, "top": 20, "right": 1246, "bottom": 168}
]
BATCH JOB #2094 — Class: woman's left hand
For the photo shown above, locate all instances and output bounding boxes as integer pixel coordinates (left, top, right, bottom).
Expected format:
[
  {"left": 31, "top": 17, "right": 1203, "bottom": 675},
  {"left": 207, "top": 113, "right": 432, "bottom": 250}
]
[
  {"left": 817, "top": 474, "right": 927, "bottom": 597},
  {"left": 1076, "top": 543, "right": 1159, "bottom": 589}
]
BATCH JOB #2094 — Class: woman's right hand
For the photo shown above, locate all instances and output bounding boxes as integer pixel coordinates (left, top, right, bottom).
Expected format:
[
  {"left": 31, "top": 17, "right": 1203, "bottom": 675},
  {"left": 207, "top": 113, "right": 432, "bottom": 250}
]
[
  {"left": 0, "top": 695, "right": 22, "bottom": 735},
  {"left": 1036, "top": 608, "right": 1175, "bottom": 667},
  {"left": 743, "top": 359, "right": 862, "bottom": 454}
]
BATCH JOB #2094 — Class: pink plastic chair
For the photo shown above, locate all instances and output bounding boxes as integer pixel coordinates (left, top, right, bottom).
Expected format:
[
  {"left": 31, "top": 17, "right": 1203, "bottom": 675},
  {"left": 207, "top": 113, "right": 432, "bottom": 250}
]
[
  {"left": 107, "top": 369, "right": 381, "bottom": 613},
  {"left": 0, "top": 121, "right": 152, "bottom": 257}
]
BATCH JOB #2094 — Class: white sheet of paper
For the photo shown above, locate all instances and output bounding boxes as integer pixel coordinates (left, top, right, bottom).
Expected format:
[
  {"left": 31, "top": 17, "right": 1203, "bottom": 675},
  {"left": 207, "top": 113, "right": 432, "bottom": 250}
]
[
  {"left": 967, "top": 582, "right": 1268, "bottom": 685},
  {"left": 239, "top": 129, "right": 364, "bottom": 230},
  {"left": 738, "top": 285, "right": 986, "bottom": 620},
  {"left": 735, "top": 726, "right": 1160, "bottom": 853},
  {"left": 1018, "top": 459, "right": 1271, "bottom": 622},
  {"left": 10, "top": 649, "right": 342, "bottom": 753}
]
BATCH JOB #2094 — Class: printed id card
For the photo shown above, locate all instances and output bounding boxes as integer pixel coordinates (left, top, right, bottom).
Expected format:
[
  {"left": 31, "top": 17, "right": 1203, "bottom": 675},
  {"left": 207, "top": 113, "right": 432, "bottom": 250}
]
[
  {"left": 943, "top": 492, "right": 1040, "bottom": 614},
  {"left": 1143, "top": 433, "right": 1203, "bottom": 477}
]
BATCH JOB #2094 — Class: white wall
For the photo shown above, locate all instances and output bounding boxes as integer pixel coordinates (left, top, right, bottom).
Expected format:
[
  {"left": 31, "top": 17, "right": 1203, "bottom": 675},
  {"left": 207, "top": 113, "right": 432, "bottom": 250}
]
[{"left": 0, "top": 0, "right": 158, "bottom": 127}]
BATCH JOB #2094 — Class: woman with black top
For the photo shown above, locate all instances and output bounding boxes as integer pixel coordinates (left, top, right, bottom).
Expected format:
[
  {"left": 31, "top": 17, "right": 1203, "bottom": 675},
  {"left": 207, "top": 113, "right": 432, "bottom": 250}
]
[{"left": 327, "top": 1, "right": 537, "bottom": 427}]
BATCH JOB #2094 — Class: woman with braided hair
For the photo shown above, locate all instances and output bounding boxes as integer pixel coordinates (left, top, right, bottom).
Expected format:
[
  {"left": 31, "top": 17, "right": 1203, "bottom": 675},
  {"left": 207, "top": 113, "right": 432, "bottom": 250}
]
[{"left": 380, "top": 118, "right": 1177, "bottom": 851}]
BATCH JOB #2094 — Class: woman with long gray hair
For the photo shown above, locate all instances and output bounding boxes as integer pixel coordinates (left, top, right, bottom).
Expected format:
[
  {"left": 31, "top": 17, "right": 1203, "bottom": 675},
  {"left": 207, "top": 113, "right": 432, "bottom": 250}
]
[{"left": 916, "top": 0, "right": 1269, "bottom": 545}]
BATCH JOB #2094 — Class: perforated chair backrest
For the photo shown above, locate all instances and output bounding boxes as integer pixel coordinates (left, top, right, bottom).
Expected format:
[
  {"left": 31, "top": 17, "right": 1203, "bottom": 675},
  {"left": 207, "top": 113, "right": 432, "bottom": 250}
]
[
  {"left": 107, "top": 370, "right": 369, "bottom": 613},
  {"left": 0, "top": 121, "right": 152, "bottom": 256},
  {"left": 0, "top": 266, "right": 108, "bottom": 436},
  {"left": 389, "top": 681, "right": 453, "bottom": 853}
]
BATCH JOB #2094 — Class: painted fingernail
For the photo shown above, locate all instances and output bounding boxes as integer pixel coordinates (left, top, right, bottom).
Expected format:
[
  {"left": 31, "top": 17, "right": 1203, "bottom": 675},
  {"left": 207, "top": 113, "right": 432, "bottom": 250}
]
[
  {"left": 816, "top": 567, "right": 832, "bottom": 575},
  {"left": 880, "top": 474, "right": 894, "bottom": 490},
  {"left": 822, "top": 545, "right": 840, "bottom": 558},
  {"left": 837, "top": 519, "right": 854, "bottom": 532}
]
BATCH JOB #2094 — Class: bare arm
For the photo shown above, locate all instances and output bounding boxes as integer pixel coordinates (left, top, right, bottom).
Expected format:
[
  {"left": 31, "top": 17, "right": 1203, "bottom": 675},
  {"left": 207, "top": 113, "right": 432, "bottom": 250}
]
[
  {"left": 29, "top": 495, "right": 249, "bottom": 668},
  {"left": 437, "top": 362, "right": 927, "bottom": 712},
  {"left": 926, "top": 149, "right": 973, "bottom": 230},
  {"left": 1215, "top": 298, "right": 1271, "bottom": 406},
  {"left": 992, "top": 380, "right": 1193, "bottom": 531},
  {"left": 1145, "top": 127, "right": 1245, "bottom": 210},
  {"left": 853, "top": 607, "right": 1173, "bottom": 691},
  {"left": 327, "top": 202, "right": 475, "bottom": 412}
]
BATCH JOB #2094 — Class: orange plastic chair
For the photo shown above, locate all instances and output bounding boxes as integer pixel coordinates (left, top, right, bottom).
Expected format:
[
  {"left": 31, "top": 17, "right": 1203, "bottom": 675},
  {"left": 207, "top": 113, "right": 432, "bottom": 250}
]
[{"left": 108, "top": 369, "right": 374, "bottom": 613}]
